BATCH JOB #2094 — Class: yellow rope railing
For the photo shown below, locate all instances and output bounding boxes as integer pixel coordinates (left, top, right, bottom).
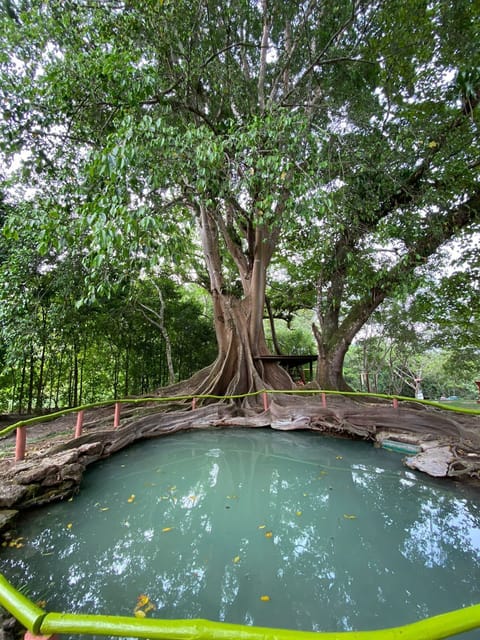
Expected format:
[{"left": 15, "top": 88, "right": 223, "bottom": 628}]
[{"left": 1, "top": 389, "right": 479, "bottom": 461}]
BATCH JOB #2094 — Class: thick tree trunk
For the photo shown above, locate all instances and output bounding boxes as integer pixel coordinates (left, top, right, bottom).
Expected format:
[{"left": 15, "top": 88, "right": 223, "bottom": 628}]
[
  {"left": 312, "top": 324, "right": 351, "bottom": 391},
  {"left": 196, "top": 291, "right": 292, "bottom": 398},
  {"left": 196, "top": 206, "right": 293, "bottom": 399}
]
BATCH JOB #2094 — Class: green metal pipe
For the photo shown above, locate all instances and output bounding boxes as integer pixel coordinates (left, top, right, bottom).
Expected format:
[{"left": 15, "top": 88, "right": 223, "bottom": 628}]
[
  {"left": 1, "top": 574, "right": 480, "bottom": 640},
  {"left": 36, "top": 604, "right": 480, "bottom": 640},
  {"left": 0, "top": 575, "right": 46, "bottom": 634}
]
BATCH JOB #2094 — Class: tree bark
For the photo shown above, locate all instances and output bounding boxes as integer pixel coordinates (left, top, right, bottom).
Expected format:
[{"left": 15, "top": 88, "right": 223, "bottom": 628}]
[
  {"left": 312, "top": 323, "right": 352, "bottom": 390},
  {"left": 195, "top": 205, "right": 293, "bottom": 399}
]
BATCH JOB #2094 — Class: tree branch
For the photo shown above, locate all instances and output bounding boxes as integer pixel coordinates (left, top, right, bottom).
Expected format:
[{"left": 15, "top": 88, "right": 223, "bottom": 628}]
[
  {"left": 258, "top": 0, "right": 270, "bottom": 114},
  {"left": 280, "top": 0, "right": 360, "bottom": 106},
  {"left": 337, "top": 188, "right": 480, "bottom": 345}
]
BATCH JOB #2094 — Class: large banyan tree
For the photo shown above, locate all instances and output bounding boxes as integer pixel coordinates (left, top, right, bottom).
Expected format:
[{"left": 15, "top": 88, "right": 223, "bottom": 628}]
[{"left": 0, "top": 0, "right": 479, "bottom": 395}]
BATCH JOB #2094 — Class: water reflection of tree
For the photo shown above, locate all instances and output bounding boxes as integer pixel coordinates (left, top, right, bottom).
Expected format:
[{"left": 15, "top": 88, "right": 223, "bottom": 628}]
[{"left": 1, "top": 431, "right": 479, "bottom": 635}]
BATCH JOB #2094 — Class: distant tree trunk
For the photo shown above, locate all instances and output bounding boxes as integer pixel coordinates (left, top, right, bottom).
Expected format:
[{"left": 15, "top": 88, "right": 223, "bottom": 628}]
[
  {"left": 55, "top": 349, "right": 65, "bottom": 408},
  {"left": 124, "top": 345, "right": 130, "bottom": 397},
  {"left": 78, "top": 343, "right": 86, "bottom": 405},
  {"left": 112, "top": 350, "right": 119, "bottom": 398},
  {"left": 17, "top": 355, "right": 26, "bottom": 414},
  {"left": 265, "top": 296, "right": 283, "bottom": 355},
  {"left": 35, "top": 309, "right": 48, "bottom": 411},
  {"left": 139, "top": 283, "right": 175, "bottom": 386},
  {"left": 27, "top": 347, "right": 35, "bottom": 414},
  {"left": 35, "top": 342, "right": 46, "bottom": 411},
  {"left": 72, "top": 349, "right": 79, "bottom": 407}
]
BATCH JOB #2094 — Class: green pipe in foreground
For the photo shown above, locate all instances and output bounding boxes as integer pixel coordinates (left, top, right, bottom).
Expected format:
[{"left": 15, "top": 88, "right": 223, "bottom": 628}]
[
  {"left": 39, "top": 604, "right": 480, "bottom": 640},
  {"left": 1, "top": 574, "right": 480, "bottom": 640},
  {"left": 0, "top": 575, "right": 45, "bottom": 634}
]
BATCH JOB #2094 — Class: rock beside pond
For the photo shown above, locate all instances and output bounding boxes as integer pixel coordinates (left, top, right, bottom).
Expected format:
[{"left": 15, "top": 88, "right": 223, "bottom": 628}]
[
  {"left": 405, "top": 444, "right": 454, "bottom": 477},
  {"left": 0, "top": 484, "right": 29, "bottom": 509},
  {"left": 0, "top": 510, "right": 18, "bottom": 533},
  {"left": 0, "top": 612, "right": 23, "bottom": 640}
]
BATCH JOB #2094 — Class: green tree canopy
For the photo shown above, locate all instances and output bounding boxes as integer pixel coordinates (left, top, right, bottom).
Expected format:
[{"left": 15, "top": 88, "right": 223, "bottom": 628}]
[{"left": 0, "top": 0, "right": 479, "bottom": 394}]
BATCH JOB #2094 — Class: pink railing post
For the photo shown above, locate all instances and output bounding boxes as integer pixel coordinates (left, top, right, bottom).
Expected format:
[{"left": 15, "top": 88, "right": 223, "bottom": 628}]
[
  {"left": 393, "top": 398, "right": 399, "bottom": 409},
  {"left": 25, "top": 632, "right": 59, "bottom": 640},
  {"left": 322, "top": 392, "right": 327, "bottom": 408},
  {"left": 262, "top": 392, "right": 269, "bottom": 411},
  {"left": 15, "top": 426, "right": 26, "bottom": 462},
  {"left": 114, "top": 402, "right": 121, "bottom": 428},
  {"left": 75, "top": 410, "right": 84, "bottom": 438}
]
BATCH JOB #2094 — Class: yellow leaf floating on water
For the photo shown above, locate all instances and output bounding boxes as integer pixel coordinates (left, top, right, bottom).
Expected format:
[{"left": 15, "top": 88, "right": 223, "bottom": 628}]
[
  {"left": 134, "top": 593, "right": 156, "bottom": 618},
  {"left": 66, "top": 523, "right": 73, "bottom": 530},
  {"left": 260, "top": 595, "right": 270, "bottom": 602},
  {"left": 127, "top": 494, "right": 135, "bottom": 503},
  {"left": 265, "top": 531, "right": 273, "bottom": 538},
  {"left": 336, "top": 456, "right": 343, "bottom": 460},
  {"left": 258, "top": 524, "right": 266, "bottom": 529},
  {"left": 100, "top": 507, "right": 109, "bottom": 512},
  {"left": 233, "top": 556, "right": 240, "bottom": 564},
  {"left": 137, "top": 594, "right": 150, "bottom": 607},
  {"left": 296, "top": 511, "right": 302, "bottom": 516},
  {"left": 6, "top": 537, "right": 24, "bottom": 549},
  {"left": 343, "top": 514, "right": 357, "bottom": 520},
  {"left": 162, "top": 527, "right": 173, "bottom": 532}
]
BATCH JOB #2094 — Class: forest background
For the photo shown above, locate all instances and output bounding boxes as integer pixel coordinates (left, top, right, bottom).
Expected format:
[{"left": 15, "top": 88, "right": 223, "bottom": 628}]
[{"left": 0, "top": 0, "right": 479, "bottom": 414}]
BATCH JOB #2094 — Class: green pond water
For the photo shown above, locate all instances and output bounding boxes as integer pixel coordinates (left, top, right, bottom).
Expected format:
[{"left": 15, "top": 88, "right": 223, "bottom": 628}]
[{"left": 2, "top": 428, "right": 480, "bottom": 638}]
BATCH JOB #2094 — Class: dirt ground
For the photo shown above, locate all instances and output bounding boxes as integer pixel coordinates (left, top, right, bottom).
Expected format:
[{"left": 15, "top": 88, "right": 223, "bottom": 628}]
[{"left": 0, "top": 406, "right": 118, "bottom": 474}]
